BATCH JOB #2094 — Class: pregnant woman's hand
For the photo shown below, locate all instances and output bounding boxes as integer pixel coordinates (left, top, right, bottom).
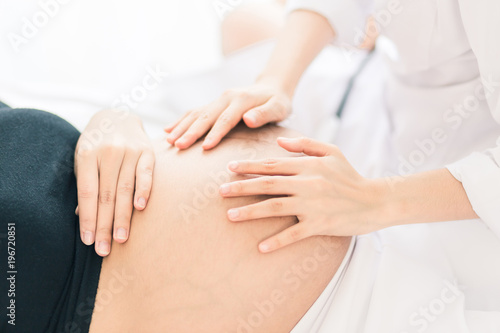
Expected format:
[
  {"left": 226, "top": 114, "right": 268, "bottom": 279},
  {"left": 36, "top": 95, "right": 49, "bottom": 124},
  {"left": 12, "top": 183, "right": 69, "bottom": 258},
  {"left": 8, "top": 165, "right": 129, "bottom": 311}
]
[
  {"left": 165, "top": 82, "right": 292, "bottom": 150},
  {"left": 75, "top": 109, "right": 155, "bottom": 256},
  {"left": 219, "top": 137, "right": 388, "bottom": 253}
]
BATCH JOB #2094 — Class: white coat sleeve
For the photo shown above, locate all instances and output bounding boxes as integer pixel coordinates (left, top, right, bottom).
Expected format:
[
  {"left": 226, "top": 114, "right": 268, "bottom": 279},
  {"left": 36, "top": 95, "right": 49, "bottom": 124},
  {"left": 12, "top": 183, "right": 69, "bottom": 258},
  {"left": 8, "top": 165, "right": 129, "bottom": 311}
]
[
  {"left": 286, "top": 0, "right": 373, "bottom": 46},
  {"left": 446, "top": 0, "right": 500, "bottom": 238}
]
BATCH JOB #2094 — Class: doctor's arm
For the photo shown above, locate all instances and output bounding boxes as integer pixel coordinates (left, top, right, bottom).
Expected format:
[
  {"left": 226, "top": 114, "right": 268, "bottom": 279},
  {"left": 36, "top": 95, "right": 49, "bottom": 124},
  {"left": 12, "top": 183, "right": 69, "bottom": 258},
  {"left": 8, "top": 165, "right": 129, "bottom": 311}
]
[
  {"left": 444, "top": 0, "right": 500, "bottom": 237},
  {"left": 219, "top": 137, "right": 479, "bottom": 253},
  {"left": 165, "top": 9, "right": 335, "bottom": 150},
  {"left": 222, "top": 0, "right": 500, "bottom": 253}
]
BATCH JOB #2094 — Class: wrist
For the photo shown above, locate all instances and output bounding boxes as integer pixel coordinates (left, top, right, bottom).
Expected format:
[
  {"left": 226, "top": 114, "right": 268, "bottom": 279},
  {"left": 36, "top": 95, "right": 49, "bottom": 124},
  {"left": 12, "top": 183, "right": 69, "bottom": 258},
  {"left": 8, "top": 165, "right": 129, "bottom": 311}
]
[
  {"left": 255, "top": 73, "right": 295, "bottom": 98},
  {"left": 366, "top": 178, "right": 403, "bottom": 230}
]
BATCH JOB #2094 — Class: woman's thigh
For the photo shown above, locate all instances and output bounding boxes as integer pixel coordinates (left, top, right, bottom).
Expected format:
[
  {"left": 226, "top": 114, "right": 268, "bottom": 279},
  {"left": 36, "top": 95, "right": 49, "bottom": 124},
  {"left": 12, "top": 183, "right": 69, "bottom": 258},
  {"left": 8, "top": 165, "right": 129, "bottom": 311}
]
[{"left": 0, "top": 108, "right": 101, "bottom": 333}]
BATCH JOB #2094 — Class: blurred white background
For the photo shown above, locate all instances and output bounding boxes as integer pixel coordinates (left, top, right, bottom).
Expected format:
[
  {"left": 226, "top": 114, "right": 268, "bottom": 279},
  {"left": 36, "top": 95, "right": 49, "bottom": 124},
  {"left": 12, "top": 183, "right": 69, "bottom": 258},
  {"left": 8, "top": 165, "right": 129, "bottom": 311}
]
[
  {"left": 0, "top": 0, "right": 272, "bottom": 106},
  {"left": 0, "top": 0, "right": 368, "bottom": 141}
]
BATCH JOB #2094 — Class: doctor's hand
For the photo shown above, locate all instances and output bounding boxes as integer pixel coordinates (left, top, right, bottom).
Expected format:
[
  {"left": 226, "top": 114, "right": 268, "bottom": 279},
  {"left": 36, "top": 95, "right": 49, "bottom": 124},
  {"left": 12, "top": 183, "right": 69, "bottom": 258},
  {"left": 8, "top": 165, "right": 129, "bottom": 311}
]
[
  {"left": 164, "top": 82, "right": 292, "bottom": 150},
  {"left": 74, "top": 109, "right": 155, "bottom": 257},
  {"left": 219, "top": 137, "right": 387, "bottom": 253}
]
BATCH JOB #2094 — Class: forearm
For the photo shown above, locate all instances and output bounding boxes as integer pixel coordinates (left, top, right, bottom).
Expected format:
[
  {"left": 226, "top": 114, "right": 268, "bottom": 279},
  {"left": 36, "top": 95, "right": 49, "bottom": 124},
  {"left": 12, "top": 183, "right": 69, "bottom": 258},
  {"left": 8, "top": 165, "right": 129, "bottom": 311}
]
[
  {"left": 257, "top": 9, "right": 335, "bottom": 97},
  {"left": 376, "top": 169, "right": 478, "bottom": 228}
]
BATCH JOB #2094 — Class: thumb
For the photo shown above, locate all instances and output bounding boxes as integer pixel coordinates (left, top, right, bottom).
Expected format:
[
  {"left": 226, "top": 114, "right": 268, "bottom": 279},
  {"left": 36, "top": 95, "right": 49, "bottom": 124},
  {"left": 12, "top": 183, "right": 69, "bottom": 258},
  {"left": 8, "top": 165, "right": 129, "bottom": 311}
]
[{"left": 243, "top": 98, "right": 289, "bottom": 128}]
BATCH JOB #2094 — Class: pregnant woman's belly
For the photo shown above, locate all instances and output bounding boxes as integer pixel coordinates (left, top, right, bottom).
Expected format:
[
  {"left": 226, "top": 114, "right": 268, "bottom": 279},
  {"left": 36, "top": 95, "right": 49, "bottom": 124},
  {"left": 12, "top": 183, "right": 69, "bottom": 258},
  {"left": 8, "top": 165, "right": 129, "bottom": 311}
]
[{"left": 89, "top": 126, "right": 351, "bottom": 333}]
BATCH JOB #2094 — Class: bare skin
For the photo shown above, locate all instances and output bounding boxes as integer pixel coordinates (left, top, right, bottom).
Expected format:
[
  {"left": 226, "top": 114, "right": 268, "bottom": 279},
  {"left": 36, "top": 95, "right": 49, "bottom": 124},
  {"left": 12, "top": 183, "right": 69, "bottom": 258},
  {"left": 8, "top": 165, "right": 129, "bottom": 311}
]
[
  {"left": 89, "top": 125, "right": 351, "bottom": 333},
  {"left": 221, "top": 1, "right": 286, "bottom": 56}
]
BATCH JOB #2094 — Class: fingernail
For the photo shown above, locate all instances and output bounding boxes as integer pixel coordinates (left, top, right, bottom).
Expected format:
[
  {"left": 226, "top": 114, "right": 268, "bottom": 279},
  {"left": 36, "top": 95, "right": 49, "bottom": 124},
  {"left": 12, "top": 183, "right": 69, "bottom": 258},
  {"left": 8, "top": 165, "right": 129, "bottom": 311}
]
[
  {"left": 220, "top": 183, "right": 231, "bottom": 195},
  {"left": 203, "top": 137, "right": 213, "bottom": 147},
  {"left": 175, "top": 139, "right": 186, "bottom": 148},
  {"left": 98, "top": 241, "right": 110, "bottom": 256},
  {"left": 83, "top": 231, "right": 94, "bottom": 245},
  {"left": 116, "top": 228, "right": 127, "bottom": 241},
  {"left": 259, "top": 243, "right": 271, "bottom": 253},
  {"left": 228, "top": 161, "right": 239, "bottom": 171},
  {"left": 245, "top": 113, "right": 256, "bottom": 125},
  {"left": 167, "top": 133, "right": 178, "bottom": 143},
  {"left": 228, "top": 208, "right": 240, "bottom": 220},
  {"left": 137, "top": 197, "right": 146, "bottom": 209}
]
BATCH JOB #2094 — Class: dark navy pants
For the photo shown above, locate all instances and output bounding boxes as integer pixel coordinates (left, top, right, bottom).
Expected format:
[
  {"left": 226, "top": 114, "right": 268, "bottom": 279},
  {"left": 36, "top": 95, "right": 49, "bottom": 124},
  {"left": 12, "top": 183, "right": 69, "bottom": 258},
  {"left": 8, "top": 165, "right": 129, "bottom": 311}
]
[{"left": 0, "top": 104, "right": 102, "bottom": 333}]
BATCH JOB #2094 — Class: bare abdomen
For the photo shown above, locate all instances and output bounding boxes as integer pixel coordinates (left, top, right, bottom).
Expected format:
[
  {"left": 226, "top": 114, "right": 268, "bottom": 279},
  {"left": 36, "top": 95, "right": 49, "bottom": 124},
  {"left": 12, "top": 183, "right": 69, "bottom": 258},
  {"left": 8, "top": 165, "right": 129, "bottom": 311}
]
[{"left": 90, "top": 126, "right": 351, "bottom": 333}]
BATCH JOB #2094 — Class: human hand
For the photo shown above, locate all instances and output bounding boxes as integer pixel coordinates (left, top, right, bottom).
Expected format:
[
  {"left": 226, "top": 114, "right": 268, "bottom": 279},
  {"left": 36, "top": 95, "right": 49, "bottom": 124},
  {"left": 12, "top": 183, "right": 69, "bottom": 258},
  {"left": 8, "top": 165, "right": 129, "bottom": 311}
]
[
  {"left": 164, "top": 82, "right": 292, "bottom": 150},
  {"left": 219, "top": 137, "right": 387, "bottom": 253},
  {"left": 75, "top": 110, "right": 155, "bottom": 256}
]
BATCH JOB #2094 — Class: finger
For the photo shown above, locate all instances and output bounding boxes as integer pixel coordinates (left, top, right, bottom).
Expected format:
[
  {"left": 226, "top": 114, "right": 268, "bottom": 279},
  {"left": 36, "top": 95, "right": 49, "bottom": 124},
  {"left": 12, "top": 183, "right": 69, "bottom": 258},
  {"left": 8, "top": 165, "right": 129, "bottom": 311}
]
[
  {"left": 243, "top": 97, "right": 289, "bottom": 128},
  {"left": 227, "top": 197, "right": 297, "bottom": 222},
  {"left": 277, "top": 137, "right": 339, "bottom": 157},
  {"left": 166, "top": 111, "right": 199, "bottom": 145},
  {"left": 164, "top": 111, "right": 190, "bottom": 133},
  {"left": 227, "top": 158, "right": 305, "bottom": 176},
  {"left": 259, "top": 223, "right": 310, "bottom": 253},
  {"left": 219, "top": 176, "right": 297, "bottom": 197},
  {"left": 202, "top": 100, "right": 254, "bottom": 150},
  {"left": 95, "top": 148, "right": 124, "bottom": 257},
  {"left": 76, "top": 152, "right": 98, "bottom": 246},
  {"left": 176, "top": 99, "right": 231, "bottom": 149},
  {"left": 134, "top": 149, "right": 155, "bottom": 211},
  {"left": 113, "top": 150, "right": 139, "bottom": 243}
]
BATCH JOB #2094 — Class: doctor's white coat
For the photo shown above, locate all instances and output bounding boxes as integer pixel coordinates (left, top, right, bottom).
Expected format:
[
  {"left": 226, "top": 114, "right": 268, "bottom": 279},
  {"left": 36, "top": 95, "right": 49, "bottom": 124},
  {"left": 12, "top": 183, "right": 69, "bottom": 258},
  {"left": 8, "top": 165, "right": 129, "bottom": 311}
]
[{"left": 285, "top": 0, "right": 500, "bottom": 332}]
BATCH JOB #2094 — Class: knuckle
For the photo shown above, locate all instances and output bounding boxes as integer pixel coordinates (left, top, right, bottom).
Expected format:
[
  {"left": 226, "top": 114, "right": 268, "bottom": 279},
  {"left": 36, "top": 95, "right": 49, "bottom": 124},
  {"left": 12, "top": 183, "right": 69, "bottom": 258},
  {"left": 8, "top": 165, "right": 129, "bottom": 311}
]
[
  {"left": 189, "top": 109, "right": 202, "bottom": 118},
  {"left": 79, "top": 217, "right": 95, "bottom": 229},
  {"left": 261, "top": 176, "right": 275, "bottom": 190},
  {"left": 274, "top": 237, "right": 282, "bottom": 249},
  {"left": 222, "top": 89, "right": 236, "bottom": 99},
  {"left": 102, "top": 143, "right": 125, "bottom": 157},
  {"left": 218, "top": 113, "right": 234, "bottom": 126},
  {"left": 262, "top": 158, "right": 278, "bottom": 171},
  {"left": 198, "top": 112, "right": 210, "bottom": 121},
  {"left": 232, "top": 182, "right": 243, "bottom": 193},
  {"left": 96, "top": 226, "right": 112, "bottom": 237},
  {"left": 140, "top": 165, "right": 154, "bottom": 177},
  {"left": 76, "top": 144, "right": 95, "bottom": 158},
  {"left": 114, "top": 212, "right": 131, "bottom": 225},
  {"left": 253, "top": 108, "right": 266, "bottom": 120},
  {"left": 117, "top": 181, "right": 134, "bottom": 195},
  {"left": 236, "top": 91, "right": 250, "bottom": 102},
  {"left": 288, "top": 228, "right": 302, "bottom": 242},
  {"left": 125, "top": 146, "right": 142, "bottom": 157},
  {"left": 99, "top": 190, "right": 115, "bottom": 205},
  {"left": 183, "top": 131, "right": 197, "bottom": 141},
  {"left": 270, "top": 199, "right": 283, "bottom": 212},
  {"left": 78, "top": 185, "right": 96, "bottom": 199},
  {"left": 240, "top": 207, "right": 252, "bottom": 219},
  {"left": 299, "top": 137, "right": 313, "bottom": 146},
  {"left": 267, "top": 99, "right": 288, "bottom": 119},
  {"left": 268, "top": 99, "right": 282, "bottom": 111}
]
